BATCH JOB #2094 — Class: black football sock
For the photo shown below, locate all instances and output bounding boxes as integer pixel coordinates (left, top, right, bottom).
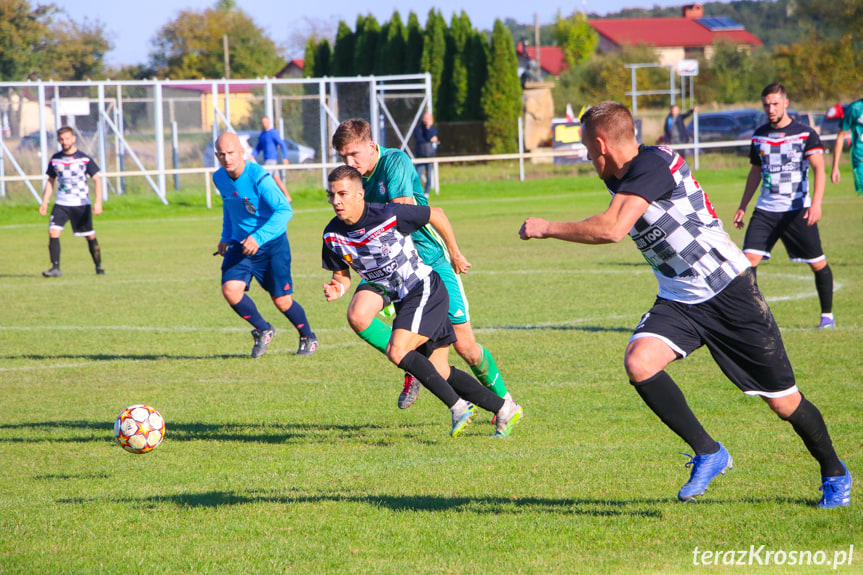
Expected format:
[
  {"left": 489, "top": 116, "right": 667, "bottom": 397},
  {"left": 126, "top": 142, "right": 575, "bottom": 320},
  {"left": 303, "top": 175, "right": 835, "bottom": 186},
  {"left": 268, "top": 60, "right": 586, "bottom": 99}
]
[
  {"left": 230, "top": 294, "right": 270, "bottom": 332},
  {"left": 87, "top": 237, "right": 102, "bottom": 268},
  {"left": 782, "top": 395, "right": 844, "bottom": 477},
  {"left": 283, "top": 300, "right": 314, "bottom": 337},
  {"left": 813, "top": 265, "right": 833, "bottom": 314},
  {"left": 398, "top": 350, "right": 459, "bottom": 408},
  {"left": 632, "top": 371, "right": 719, "bottom": 455},
  {"left": 49, "top": 237, "right": 60, "bottom": 268},
  {"left": 447, "top": 367, "right": 505, "bottom": 413}
]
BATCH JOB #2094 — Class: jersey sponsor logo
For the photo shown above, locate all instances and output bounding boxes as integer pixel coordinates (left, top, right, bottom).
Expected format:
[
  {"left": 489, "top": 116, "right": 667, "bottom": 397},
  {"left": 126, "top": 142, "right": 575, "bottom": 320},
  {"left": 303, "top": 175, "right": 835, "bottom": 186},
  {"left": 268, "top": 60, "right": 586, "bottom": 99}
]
[
  {"left": 452, "top": 309, "right": 465, "bottom": 318},
  {"left": 633, "top": 225, "right": 666, "bottom": 250},
  {"left": 348, "top": 229, "right": 366, "bottom": 237},
  {"left": 365, "top": 261, "right": 398, "bottom": 281}
]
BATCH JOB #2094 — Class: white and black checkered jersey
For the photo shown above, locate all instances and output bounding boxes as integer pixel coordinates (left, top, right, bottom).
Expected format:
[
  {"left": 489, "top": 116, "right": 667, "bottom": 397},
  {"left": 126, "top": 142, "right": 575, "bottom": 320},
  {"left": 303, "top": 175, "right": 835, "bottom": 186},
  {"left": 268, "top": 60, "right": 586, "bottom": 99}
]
[
  {"left": 605, "top": 145, "right": 751, "bottom": 304},
  {"left": 749, "top": 120, "right": 823, "bottom": 212},
  {"left": 46, "top": 150, "right": 100, "bottom": 207},
  {"left": 322, "top": 203, "right": 433, "bottom": 302}
]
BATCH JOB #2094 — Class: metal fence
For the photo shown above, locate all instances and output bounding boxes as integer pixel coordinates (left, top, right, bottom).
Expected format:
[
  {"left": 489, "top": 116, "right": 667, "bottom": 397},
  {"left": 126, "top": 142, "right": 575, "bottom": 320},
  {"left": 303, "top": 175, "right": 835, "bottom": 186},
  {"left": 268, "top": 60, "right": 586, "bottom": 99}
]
[{"left": 0, "top": 74, "right": 432, "bottom": 203}]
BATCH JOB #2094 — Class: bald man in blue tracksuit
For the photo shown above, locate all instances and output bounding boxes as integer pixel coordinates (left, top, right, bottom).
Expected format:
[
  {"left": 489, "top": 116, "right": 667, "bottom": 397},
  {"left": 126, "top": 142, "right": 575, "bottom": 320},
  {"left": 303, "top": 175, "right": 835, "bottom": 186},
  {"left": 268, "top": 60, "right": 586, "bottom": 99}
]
[{"left": 214, "top": 132, "right": 317, "bottom": 358}]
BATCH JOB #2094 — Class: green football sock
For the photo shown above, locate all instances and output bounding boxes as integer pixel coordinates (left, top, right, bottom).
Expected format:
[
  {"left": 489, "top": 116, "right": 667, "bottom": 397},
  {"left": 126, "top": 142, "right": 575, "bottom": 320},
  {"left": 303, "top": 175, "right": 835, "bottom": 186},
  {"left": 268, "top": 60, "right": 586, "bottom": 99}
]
[
  {"left": 469, "top": 345, "right": 508, "bottom": 398},
  {"left": 357, "top": 317, "right": 392, "bottom": 355}
]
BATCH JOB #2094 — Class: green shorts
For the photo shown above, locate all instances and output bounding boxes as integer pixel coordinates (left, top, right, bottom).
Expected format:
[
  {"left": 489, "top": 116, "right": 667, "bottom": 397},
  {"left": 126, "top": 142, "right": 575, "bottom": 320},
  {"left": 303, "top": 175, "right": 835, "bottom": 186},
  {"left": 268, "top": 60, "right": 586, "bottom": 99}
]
[
  {"left": 432, "top": 261, "right": 470, "bottom": 325},
  {"left": 852, "top": 160, "right": 863, "bottom": 195}
]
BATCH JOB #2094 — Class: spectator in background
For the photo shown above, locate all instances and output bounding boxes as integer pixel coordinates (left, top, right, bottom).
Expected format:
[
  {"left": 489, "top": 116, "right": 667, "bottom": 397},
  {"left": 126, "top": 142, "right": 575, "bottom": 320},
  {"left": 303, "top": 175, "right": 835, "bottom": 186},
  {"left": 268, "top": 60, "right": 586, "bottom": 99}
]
[
  {"left": 830, "top": 97, "right": 863, "bottom": 197},
  {"left": 412, "top": 112, "right": 438, "bottom": 197},
  {"left": 254, "top": 116, "right": 292, "bottom": 202},
  {"left": 664, "top": 104, "right": 695, "bottom": 148}
]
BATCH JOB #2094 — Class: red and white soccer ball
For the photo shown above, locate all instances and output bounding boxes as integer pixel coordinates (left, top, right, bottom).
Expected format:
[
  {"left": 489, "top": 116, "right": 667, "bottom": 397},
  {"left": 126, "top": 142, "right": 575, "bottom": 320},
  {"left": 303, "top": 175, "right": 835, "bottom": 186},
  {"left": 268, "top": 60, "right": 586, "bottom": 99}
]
[{"left": 114, "top": 404, "right": 165, "bottom": 454}]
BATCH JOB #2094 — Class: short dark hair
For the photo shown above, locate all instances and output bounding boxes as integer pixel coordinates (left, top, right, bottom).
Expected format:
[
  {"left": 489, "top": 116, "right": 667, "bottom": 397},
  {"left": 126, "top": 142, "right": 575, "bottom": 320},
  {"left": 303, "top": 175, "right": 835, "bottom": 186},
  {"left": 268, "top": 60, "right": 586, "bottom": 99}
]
[
  {"left": 761, "top": 83, "right": 786, "bottom": 99},
  {"left": 332, "top": 119, "right": 372, "bottom": 151},
  {"left": 56, "top": 126, "right": 74, "bottom": 138},
  {"left": 580, "top": 101, "right": 635, "bottom": 145},
  {"left": 328, "top": 164, "right": 363, "bottom": 186}
]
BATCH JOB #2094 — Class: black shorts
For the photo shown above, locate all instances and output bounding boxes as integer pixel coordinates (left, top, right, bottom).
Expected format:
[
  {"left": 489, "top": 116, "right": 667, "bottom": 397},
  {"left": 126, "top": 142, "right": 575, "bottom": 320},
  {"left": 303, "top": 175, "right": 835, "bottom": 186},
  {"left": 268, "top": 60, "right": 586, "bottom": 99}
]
[
  {"left": 49, "top": 204, "right": 94, "bottom": 236},
  {"left": 631, "top": 269, "right": 797, "bottom": 398},
  {"left": 393, "top": 271, "right": 456, "bottom": 356},
  {"left": 742, "top": 208, "right": 824, "bottom": 263}
]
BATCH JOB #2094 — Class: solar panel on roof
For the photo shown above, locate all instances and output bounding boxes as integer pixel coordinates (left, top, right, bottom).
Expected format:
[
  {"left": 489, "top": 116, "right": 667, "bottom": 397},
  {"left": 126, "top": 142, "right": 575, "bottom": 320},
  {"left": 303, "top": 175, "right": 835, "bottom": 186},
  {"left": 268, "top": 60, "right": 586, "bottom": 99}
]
[{"left": 696, "top": 17, "right": 744, "bottom": 31}]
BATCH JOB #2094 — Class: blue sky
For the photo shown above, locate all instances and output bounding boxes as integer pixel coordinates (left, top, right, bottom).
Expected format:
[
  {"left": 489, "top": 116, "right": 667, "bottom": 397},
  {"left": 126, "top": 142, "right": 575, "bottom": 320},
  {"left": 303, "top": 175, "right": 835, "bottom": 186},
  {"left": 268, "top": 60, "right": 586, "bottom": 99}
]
[{"left": 54, "top": 0, "right": 693, "bottom": 67}]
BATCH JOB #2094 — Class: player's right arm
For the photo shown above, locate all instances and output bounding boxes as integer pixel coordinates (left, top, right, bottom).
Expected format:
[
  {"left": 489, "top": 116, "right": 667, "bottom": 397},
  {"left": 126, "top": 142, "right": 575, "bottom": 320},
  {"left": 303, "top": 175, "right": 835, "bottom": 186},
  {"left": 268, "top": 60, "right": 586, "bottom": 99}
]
[
  {"left": 831, "top": 130, "right": 848, "bottom": 184},
  {"left": 519, "top": 192, "right": 648, "bottom": 244},
  {"left": 427, "top": 206, "right": 470, "bottom": 273},
  {"left": 734, "top": 164, "right": 762, "bottom": 229},
  {"left": 39, "top": 177, "right": 56, "bottom": 215}
]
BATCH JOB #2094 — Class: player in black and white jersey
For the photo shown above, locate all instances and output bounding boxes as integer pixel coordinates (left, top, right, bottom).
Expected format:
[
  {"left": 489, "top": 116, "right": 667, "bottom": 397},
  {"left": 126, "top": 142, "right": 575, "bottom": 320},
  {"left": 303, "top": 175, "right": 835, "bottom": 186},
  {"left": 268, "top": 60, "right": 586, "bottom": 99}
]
[
  {"left": 322, "top": 165, "right": 522, "bottom": 438},
  {"left": 520, "top": 101, "right": 851, "bottom": 508},
  {"left": 734, "top": 83, "right": 833, "bottom": 329},
  {"left": 39, "top": 126, "right": 104, "bottom": 277}
]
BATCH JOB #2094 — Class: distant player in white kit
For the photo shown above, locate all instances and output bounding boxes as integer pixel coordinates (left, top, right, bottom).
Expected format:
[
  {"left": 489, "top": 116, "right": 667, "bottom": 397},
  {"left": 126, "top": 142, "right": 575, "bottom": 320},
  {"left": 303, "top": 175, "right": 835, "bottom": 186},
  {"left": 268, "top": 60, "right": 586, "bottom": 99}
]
[{"left": 39, "top": 126, "right": 104, "bottom": 277}]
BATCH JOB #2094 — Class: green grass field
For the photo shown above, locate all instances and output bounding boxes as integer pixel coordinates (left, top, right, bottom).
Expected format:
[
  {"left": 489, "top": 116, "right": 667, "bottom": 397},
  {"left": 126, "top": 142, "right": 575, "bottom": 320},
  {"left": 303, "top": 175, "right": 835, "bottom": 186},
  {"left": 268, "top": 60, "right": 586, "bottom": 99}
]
[{"left": 1, "top": 165, "right": 861, "bottom": 574}]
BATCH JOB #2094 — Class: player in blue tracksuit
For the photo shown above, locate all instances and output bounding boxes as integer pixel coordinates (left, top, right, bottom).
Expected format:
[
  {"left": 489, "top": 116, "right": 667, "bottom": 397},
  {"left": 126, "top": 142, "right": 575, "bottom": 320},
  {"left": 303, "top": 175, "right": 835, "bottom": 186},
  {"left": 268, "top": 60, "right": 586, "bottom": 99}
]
[{"left": 214, "top": 132, "right": 317, "bottom": 358}]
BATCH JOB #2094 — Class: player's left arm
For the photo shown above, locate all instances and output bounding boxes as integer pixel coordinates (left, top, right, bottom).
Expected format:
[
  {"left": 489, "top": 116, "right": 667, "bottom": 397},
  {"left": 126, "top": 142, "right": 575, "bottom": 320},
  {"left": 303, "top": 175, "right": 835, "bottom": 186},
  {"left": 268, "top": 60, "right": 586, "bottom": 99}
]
[
  {"left": 519, "top": 192, "right": 648, "bottom": 244},
  {"left": 323, "top": 268, "right": 351, "bottom": 301},
  {"left": 427, "top": 206, "right": 470, "bottom": 273},
  {"left": 805, "top": 151, "right": 826, "bottom": 226},
  {"left": 91, "top": 173, "right": 103, "bottom": 215}
]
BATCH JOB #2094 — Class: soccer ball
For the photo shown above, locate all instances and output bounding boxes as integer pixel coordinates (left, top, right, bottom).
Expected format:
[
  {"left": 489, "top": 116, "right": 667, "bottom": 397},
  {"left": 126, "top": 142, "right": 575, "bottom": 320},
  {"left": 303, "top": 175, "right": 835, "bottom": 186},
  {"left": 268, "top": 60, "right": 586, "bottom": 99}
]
[{"left": 114, "top": 404, "right": 165, "bottom": 454}]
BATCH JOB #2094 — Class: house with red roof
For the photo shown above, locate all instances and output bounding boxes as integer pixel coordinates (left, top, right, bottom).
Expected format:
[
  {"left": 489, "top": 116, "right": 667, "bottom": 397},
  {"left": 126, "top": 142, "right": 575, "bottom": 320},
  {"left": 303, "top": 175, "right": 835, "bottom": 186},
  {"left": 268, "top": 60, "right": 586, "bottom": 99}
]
[
  {"left": 516, "top": 43, "right": 568, "bottom": 81},
  {"left": 589, "top": 4, "right": 762, "bottom": 66},
  {"left": 276, "top": 59, "right": 305, "bottom": 79}
]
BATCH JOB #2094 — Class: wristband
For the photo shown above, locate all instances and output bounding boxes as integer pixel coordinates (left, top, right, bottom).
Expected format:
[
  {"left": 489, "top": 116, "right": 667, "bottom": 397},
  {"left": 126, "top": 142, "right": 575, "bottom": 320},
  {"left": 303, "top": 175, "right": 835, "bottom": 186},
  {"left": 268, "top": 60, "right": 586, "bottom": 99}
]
[{"left": 337, "top": 282, "right": 345, "bottom": 298}]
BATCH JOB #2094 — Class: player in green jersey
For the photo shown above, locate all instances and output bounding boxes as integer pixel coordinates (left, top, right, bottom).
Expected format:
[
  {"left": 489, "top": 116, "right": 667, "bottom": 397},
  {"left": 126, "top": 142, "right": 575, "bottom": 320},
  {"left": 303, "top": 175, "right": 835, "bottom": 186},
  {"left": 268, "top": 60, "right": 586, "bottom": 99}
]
[
  {"left": 332, "top": 119, "right": 517, "bottom": 416},
  {"left": 831, "top": 98, "right": 863, "bottom": 196}
]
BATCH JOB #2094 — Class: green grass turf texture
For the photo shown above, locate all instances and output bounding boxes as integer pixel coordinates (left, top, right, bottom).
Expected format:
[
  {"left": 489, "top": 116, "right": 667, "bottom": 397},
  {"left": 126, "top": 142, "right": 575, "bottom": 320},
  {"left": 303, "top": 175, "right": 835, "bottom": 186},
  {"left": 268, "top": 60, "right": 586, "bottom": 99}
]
[{"left": 1, "top": 164, "right": 861, "bottom": 574}]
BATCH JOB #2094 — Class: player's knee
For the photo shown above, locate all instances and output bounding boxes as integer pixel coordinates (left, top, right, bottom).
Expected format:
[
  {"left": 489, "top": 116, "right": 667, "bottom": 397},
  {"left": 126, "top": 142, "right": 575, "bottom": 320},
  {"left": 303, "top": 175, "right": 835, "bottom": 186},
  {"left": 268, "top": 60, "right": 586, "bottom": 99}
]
[
  {"left": 221, "top": 283, "right": 242, "bottom": 304},
  {"left": 385, "top": 343, "right": 408, "bottom": 366},
  {"left": 452, "top": 337, "right": 480, "bottom": 365},
  {"left": 346, "top": 307, "right": 372, "bottom": 333}
]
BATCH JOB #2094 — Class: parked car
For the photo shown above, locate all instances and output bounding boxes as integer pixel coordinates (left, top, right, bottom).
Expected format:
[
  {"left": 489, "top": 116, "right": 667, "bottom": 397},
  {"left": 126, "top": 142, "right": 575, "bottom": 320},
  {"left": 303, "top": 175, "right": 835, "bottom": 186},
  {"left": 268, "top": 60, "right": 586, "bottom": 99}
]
[
  {"left": 686, "top": 109, "right": 761, "bottom": 146},
  {"left": 204, "top": 131, "right": 315, "bottom": 167}
]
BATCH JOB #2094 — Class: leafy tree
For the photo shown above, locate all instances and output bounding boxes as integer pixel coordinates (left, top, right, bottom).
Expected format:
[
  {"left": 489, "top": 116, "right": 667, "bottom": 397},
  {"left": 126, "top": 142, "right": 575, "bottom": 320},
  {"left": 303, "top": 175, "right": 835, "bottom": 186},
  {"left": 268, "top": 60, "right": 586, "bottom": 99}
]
[
  {"left": 782, "top": 0, "right": 861, "bottom": 37},
  {"left": 404, "top": 12, "right": 423, "bottom": 74},
  {"left": 353, "top": 14, "right": 380, "bottom": 76},
  {"left": 481, "top": 20, "right": 522, "bottom": 154},
  {"left": 771, "top": 32, "right": 861, "bottom": 103},
  {"left": 444, "top": 11, "right": 472, "bottom": 121},
  {"left": 420, "top": 9, "right": 447, "bottom": 118},
  {"left": 302, "top": 37, "right": 317, "bottom": 78},
  {"left": 465, "top": 31, "right": 489, "bottom": 120},
  {"left": 331, "top": 21, "right": 355, "bottom": 76},
  {"left": 149, "top": 1, "right": 283, "bottom": 79},
  {"left": 315, "top": 39, "right": 331, "bottom": 77},
  {"left": 552, "top": 11, "right": 598, "bottom": 68},
  {"left": 0, "top": 0, "right": 111, "bottom": 81},
  {"left": 0, "top": 0, "right": 53, "bottom": 80},
  {"left": 697, "top": 41, "right": 767, "bottom": 105},
  {"left": 377, "top": 12, "right": 406, "bottom": 75},
  {"left": 48, "top": 19, "right": 112, "bottom": 80}
]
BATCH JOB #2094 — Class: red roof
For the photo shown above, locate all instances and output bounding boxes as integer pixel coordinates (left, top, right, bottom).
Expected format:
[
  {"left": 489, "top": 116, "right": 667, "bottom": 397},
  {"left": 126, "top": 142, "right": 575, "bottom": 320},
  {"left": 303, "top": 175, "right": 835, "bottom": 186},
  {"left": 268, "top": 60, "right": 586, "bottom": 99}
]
[
  {"left": 516, "top": 44, "right": 568, "bottom": 76},
  {"left": 589, "top": 18, "right": 762, "bottom": 49}
]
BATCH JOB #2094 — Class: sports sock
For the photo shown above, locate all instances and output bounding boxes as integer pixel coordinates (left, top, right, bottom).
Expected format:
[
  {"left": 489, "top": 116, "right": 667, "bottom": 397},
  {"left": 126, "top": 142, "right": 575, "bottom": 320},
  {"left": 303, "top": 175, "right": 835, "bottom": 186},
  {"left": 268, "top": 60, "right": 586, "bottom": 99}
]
[
  {"left": 813, "top": 264, "right": 833, "bottom": 314},
  {"left": 49, "top": 237, "right": 60, "bottom": 267},
  {"left": 469, "top": 345, "right": 508, "bottom": 398},
  {"left": 87, "top": 237, "right": 101, "bottom": 267},
  {"left": 782, "top": 395, "right": 845, "bottom": 477},
  {"left": 230, "top": 294, "right": 270, "bottom": 331},
  {"left": 398, "top": 350, "right": 459, "bottom": 407},
  {"left": 283, "top": 300, "right": 313, "bottom": 337},
  {"left": 447, "top": 367, "right": 505, "bottom": 413},
  {"left": 357, "top": 317, "right": 392, "bottom": 355},
  {"left": 632, "top": 371, "right": 719, "bottom": 456}
]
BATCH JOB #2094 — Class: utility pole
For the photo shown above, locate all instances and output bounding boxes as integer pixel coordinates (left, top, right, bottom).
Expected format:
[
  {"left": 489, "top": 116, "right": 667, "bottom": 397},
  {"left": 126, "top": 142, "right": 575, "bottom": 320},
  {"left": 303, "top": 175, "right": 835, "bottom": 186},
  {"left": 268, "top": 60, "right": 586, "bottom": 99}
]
[
  {"left": 223, "top": 35, "right": 231, "bottom": 79},
  {"left": 534, "top": 13, "right": 541, "bottom": 75}
]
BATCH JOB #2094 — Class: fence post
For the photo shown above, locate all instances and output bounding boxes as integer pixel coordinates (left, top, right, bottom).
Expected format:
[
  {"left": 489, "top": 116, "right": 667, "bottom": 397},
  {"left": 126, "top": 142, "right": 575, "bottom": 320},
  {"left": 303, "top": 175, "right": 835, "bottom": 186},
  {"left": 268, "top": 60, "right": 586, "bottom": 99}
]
[
  {"left": 172, "top": 121, "right": 179, "bottom": 190},
  {"left": 518, "top": 117, "right": 525, "bottom": 182}
]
